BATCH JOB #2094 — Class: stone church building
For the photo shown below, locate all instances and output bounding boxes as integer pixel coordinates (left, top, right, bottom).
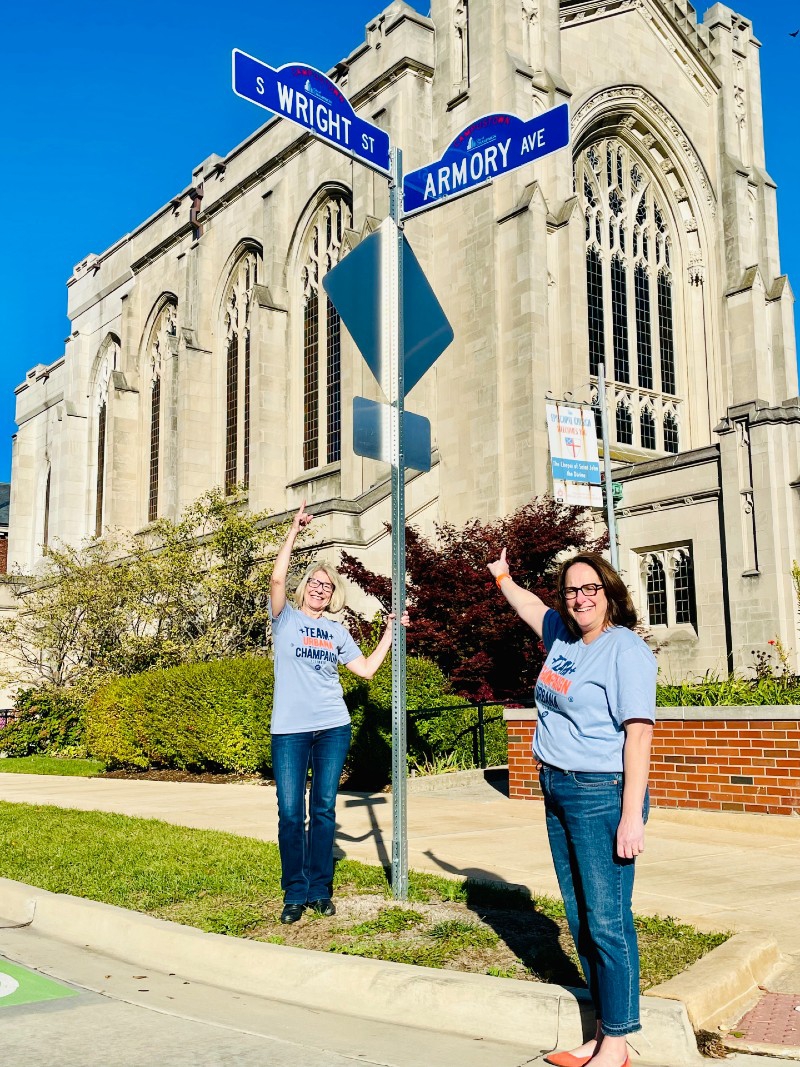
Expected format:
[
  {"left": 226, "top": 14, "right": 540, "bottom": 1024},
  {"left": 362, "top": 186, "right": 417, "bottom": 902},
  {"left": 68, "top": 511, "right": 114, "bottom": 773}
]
[{"left": 9, "top": 0, "right": 798, "bottom": 679}]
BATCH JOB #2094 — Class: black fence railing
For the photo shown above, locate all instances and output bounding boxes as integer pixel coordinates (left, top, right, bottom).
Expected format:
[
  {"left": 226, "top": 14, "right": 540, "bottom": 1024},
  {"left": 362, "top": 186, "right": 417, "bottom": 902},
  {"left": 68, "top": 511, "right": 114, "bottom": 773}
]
[
  {"left": 0, "top": 710, "right": 15, "bottom": 731},
  {"left": 408, "top": 700, "right": 523, "bottom": 769}
]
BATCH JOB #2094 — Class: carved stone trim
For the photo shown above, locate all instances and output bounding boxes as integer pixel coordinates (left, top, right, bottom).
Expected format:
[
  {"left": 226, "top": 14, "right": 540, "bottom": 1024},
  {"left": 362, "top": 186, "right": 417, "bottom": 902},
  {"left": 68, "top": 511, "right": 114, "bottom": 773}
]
[{"left": 572, "top": 86, "right": 716, "bottom": 217}]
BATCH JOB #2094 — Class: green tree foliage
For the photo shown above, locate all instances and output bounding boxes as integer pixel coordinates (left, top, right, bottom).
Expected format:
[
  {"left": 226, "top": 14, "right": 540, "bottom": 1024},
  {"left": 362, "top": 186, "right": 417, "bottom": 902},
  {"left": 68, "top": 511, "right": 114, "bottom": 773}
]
[
  {"left": 339, "top": 498, "right": 604, "bottom": 701},
  {"left": 0, "top": 489, "right": 305, "bottom": 690}
]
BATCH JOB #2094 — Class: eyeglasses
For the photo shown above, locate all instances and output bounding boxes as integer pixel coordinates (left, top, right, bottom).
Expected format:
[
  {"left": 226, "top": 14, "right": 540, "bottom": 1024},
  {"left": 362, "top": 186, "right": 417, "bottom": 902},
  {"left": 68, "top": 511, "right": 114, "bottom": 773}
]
[
  {"left": 307, "top": 578, "right": 334, "bottom": 594},
  {"left": 561, "top": 583, "right": 604, "bottom": 601}
]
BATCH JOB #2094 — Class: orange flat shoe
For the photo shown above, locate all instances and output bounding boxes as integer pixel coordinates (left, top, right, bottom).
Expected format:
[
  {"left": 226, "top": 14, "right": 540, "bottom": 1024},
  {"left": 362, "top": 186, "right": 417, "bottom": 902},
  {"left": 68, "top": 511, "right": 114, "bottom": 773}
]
[{"left": 543, "top": 1053, "right": 593, "bottom": 1067}]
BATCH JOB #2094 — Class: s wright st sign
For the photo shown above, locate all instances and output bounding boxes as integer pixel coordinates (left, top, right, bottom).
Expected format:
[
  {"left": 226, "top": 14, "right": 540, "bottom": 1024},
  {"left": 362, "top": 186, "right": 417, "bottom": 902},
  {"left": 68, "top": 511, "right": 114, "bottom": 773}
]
[{"left": 232, "top": 50, "right": 391, "bottom": 175}]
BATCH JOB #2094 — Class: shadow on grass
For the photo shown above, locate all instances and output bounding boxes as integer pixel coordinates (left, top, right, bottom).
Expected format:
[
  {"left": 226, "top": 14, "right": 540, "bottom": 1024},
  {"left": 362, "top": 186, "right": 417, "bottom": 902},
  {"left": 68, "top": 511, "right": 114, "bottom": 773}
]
[{"left": 420, "top": 849, "right": 584, "bottom": 988}]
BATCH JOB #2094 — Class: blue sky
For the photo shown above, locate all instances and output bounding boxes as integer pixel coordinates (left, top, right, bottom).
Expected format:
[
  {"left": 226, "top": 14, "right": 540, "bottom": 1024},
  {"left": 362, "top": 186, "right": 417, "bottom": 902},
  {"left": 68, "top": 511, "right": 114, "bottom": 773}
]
[{"left": 1, "top": 1, "right": 797, "bottom": 484}]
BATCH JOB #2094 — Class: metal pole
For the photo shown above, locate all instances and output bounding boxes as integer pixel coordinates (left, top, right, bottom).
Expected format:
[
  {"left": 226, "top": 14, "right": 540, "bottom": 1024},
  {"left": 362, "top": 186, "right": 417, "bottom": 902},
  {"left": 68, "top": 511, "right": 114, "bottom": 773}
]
[
  {"left": 477, "top": 702, "right": 486, "bottom": 769},
  {"left": 389, "top": 147, "right": 408, "bottom": 900},
  {"left": 597, "top": 362, "right": 619, "bottom": 571}
]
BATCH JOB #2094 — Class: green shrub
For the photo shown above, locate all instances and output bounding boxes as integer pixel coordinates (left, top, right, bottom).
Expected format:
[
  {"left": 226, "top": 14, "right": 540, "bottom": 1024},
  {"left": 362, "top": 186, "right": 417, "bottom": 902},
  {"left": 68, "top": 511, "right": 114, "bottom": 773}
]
[
  {"left": 84, "top": 651, "right": 507, "bottom": 782},
  {"left": 0, "top": 688, "right": 87, "bottom": 757},
  {"left": 343, "top": 657, "right": 507, "bottom": 788},
  {"left": 86, "top": 657, "right": 274, "bottom": 772}
]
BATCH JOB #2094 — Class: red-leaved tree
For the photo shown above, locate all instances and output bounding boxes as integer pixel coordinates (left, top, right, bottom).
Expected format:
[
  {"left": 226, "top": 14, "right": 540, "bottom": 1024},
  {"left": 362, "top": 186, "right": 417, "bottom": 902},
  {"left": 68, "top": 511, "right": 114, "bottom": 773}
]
[{"left": 339, "top": 497, "right": 605, "bottom": 702}]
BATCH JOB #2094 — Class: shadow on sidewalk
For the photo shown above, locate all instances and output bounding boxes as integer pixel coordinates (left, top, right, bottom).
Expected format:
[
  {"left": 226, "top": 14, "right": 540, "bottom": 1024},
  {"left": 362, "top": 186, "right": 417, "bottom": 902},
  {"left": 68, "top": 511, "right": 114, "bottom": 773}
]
[{"left": 333, "top": 792, "right": 391, "bottom": 873}]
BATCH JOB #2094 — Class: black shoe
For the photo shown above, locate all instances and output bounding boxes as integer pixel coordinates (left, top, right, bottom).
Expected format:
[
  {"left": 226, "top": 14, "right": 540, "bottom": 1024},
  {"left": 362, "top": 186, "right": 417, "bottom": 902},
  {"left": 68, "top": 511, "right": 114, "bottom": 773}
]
[
  {"left": 280, "top": 903, "right": 305, "bottom": 924},
  {"left": 308, "top": 898, "right": 336, "bottom": 917}
]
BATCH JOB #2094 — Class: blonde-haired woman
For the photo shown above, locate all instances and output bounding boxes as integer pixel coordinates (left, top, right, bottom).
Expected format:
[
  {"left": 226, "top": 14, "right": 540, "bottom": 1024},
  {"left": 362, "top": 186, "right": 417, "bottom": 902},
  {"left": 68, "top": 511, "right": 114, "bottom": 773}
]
[{"left": 270, "top": 501, "right": 407, "bottom": 924}]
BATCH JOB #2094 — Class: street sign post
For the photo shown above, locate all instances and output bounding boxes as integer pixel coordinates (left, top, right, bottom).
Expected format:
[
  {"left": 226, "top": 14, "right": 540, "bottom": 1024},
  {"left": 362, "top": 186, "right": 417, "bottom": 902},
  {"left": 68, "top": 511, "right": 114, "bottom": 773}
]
[
  {"left": 232, "top": 50, "right": 391, "bottom": 176},
  {"left": 233, "top": 48, "right": 570, "bottom": 898},
  {"left": 324, "top": 188, "right": 454, "bottom": 898},
  {"left": 403, "top": 103, "right": 569, "bottom": 217}
]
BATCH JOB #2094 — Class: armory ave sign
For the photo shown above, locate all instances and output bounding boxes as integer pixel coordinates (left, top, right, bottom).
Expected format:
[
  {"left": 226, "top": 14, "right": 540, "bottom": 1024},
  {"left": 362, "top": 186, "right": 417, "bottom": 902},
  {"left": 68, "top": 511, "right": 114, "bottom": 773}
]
[{"left": 403, "top": 103, "right": 569, "bottom": 217}]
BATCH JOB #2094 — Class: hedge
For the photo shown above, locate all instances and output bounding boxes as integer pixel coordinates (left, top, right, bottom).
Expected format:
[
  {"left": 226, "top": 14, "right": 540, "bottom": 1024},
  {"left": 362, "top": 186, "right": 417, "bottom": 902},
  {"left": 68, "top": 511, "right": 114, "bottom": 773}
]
[
  {"left": 0, "top": 688, "right": 87, "bottom": 758},
  {"left": 83, "top": 653, "right": 505, "bottom": 783},
  {"left": 86, "top": 657, "right": 274, "bottom": 773},
  {"left": 343, "top": 658, "right": 507, "bottom": 787}
]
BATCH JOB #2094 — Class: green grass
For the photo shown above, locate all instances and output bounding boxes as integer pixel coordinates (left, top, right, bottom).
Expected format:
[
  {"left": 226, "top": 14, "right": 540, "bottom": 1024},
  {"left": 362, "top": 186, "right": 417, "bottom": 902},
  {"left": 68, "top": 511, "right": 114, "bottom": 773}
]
[
  {"left": 0, "top": 802, "right": 727, "bottom": 987},
  {"left": 0, "top": 756, "right": 105, "bottom": 777}
]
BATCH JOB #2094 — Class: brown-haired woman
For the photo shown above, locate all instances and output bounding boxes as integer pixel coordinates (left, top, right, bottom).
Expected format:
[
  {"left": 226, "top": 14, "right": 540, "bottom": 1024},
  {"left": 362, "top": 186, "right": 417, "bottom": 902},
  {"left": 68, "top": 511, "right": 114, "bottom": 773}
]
[{"left": 487, "top": 549, "right": 655, "bottom": 1067}]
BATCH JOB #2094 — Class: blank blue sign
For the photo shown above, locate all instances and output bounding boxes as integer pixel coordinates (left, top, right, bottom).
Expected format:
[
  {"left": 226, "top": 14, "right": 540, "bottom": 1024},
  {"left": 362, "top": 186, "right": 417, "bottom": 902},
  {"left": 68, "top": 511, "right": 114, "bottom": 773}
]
[{"left": 353, "top": 397, "right": 431, "bottom": 472}]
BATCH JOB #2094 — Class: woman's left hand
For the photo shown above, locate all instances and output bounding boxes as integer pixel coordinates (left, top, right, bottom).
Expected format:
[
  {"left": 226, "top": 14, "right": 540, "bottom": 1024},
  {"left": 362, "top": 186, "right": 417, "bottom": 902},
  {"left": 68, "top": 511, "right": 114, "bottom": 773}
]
[
  {"left": 386, "top": 610, "right": 410, "bottom": 629},
  {"left": 616, "top": 813, "right": 645, "bottom": 859}
]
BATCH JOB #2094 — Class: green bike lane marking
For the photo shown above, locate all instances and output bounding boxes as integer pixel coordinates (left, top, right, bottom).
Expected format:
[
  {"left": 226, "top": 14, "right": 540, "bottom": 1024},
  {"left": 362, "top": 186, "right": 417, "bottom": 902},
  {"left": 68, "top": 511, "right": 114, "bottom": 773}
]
[{"left": 0, "top": 959, "right": 79, "bottom": 1008}]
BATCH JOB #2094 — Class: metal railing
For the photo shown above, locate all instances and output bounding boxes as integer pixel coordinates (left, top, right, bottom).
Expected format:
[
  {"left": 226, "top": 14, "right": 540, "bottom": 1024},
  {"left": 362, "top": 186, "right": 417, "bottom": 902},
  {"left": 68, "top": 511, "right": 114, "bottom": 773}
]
[{"left": 408, "top": 701, "right": 511, "bottom": 769}]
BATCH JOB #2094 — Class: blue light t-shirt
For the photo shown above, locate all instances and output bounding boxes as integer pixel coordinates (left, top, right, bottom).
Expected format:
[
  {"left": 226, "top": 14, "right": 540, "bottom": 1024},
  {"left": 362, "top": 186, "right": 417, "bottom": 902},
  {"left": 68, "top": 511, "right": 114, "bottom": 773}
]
[
  {"left": 269, "top": 601, "right": 362, "bottom": 734},
  {"left": 533, "top": 609, "right": 656, "bottom": 772}
]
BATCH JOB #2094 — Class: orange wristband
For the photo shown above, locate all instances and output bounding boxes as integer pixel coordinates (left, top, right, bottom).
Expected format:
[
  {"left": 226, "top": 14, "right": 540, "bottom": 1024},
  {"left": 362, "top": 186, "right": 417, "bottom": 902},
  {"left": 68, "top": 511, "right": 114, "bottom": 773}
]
[{"left": 496, "top": 573, "right": 511, "bottom": 590}]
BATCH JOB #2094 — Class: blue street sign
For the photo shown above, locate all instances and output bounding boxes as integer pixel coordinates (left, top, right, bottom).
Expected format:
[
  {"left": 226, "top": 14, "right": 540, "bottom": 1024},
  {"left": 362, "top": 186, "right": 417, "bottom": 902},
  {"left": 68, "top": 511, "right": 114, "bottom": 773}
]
[
  {"left": 353, "top": 397, "right": 431, "bottom": 472},
  {"left": 323, "top": 218, "right": 453, "bottom": 398},
  {"left": 232, "top": 50, "right": 391, "bottom": 176},
  {"left": 403, "top": 102, "right": 570, "bottom": 217}
]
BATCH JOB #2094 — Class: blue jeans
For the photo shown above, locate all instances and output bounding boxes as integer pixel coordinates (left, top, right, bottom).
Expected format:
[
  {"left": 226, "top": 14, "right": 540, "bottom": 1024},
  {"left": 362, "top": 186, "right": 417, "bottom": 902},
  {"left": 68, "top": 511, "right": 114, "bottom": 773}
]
[
  {"left": 271, "top": 724, "right": 351, "bottom": 905},
  {"left": 540, "top": 765, "right": 649, "bottom": 1037}
]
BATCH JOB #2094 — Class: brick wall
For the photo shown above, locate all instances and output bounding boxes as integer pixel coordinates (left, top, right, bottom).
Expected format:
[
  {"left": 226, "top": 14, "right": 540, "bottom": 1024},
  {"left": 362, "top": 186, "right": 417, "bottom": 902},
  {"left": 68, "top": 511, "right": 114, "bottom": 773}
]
[{"left": 505, "top": 709, "right": 800, "bottom": 816}]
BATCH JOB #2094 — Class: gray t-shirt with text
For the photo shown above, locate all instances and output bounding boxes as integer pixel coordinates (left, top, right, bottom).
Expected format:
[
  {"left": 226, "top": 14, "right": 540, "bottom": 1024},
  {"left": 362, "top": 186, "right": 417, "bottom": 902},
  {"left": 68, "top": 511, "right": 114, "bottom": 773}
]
[
  {"left": 269, "top": 601, "right": 361, "bottom": 734},
  {"left": 533, "top": 609, "right": 656, "bottom": 772}
]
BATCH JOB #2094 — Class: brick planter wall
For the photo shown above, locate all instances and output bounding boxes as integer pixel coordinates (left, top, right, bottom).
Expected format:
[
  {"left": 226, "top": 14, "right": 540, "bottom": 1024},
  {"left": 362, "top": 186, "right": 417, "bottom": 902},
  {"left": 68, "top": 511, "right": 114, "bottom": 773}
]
[{"left": 505, "top": 707, "right": 800, "bottom": 816}]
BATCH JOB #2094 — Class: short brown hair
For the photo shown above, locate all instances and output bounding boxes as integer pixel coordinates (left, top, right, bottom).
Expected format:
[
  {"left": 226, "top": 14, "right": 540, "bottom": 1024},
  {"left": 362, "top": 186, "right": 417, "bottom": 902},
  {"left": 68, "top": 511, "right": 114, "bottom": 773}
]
[{"left": 556, "top": 552, "right": 638, "bottom": 639}]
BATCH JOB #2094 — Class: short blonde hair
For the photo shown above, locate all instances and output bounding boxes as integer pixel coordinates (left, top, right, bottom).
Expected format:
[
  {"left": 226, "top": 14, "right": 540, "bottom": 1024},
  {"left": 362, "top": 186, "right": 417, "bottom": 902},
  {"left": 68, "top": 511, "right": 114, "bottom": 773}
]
[{"left": 293, "top": 561, "right": 347, "bottom": 614}]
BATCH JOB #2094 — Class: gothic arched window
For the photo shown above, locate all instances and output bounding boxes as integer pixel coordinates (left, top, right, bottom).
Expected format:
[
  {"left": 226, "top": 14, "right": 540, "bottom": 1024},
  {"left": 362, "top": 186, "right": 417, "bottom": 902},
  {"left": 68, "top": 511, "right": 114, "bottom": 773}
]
[
  {"left": 96, "top": 402, "right": 107, "bottom": 537},
  {"left": 646, "top": 555, "right": 667, "bottom": 625},
  {"left": 42, "top": 468, "right": 51, "bottom": 554},
  {"left": 222, "top": 249, "right": 260, "bottom": 494},
  {"left": 578, "top": 138, "right": 682, "bottom": 453},
  {"left": 301, "top": 196, "right": 352, "bottom": 471},
  {"left": 146, "top": 300, "right": 177, "bottom": 522},
  {"left": 664, "top": 410, "right": 679, "bottom": 454},
  {"left": 92, "top": 336, "right": 119, "bottom": 537},
  {"left": 616, "top": 399, "right": 632, "bottom": 445},
  {"left": 674, "top": 549, "right": 696, "bottom": 626}
]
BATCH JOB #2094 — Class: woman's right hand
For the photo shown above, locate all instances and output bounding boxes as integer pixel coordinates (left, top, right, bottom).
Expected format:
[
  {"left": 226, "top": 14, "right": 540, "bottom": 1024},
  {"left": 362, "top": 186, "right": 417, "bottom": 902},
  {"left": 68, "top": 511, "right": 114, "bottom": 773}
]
[
  {"left": 291, "top": 500, "right": 313, "bottom": 534},
  {"left": 487, "top": 547, "right": 510, "bottom": 580}
]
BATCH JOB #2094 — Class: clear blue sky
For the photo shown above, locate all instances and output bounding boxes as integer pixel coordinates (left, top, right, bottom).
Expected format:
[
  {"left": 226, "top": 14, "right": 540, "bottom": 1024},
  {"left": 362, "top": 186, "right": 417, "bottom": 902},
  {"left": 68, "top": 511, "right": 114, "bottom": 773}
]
[{"left": 1, "top": 1, "right": 797, "bottom": 483}]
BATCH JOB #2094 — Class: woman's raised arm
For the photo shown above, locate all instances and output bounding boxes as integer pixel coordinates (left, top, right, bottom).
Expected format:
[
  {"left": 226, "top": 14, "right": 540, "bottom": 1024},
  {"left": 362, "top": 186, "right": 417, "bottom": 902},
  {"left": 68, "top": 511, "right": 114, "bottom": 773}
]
[
  {"left": 487, "top": 548, "right": 550, "bottom": 639},
  {"left": 270, "top": 501, "right": 312, "bottom": 618}
]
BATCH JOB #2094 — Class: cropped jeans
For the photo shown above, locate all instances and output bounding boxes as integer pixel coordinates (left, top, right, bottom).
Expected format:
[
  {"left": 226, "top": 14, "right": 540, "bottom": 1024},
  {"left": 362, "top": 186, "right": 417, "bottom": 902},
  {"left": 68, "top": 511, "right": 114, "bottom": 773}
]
[
  {"left": 540, "top": 764, "right": 649, "bottom": 1037},
  {"left": 271, "top": 724, "right": 351, "bottom": 905}
]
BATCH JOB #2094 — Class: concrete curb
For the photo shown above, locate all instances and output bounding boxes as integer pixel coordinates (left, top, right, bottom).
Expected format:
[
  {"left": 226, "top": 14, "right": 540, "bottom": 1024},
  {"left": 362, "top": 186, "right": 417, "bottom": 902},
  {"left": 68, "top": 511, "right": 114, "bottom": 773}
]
[
  {"left": 647, "top": 932, "right": 780, "bottom": 1031},
  {"left": 0, "top": 876, "right": 702, "bottom": 1066}
]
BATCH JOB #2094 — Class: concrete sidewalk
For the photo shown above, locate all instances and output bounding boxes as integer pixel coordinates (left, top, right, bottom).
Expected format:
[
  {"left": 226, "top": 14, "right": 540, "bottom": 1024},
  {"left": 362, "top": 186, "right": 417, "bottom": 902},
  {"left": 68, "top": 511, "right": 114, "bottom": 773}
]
[
  {"left": 0, "top": 771, "right": 798, "bottom": 955},
  {"left": 1, "top": 771, "right": 799, "bottom": 1064}
]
